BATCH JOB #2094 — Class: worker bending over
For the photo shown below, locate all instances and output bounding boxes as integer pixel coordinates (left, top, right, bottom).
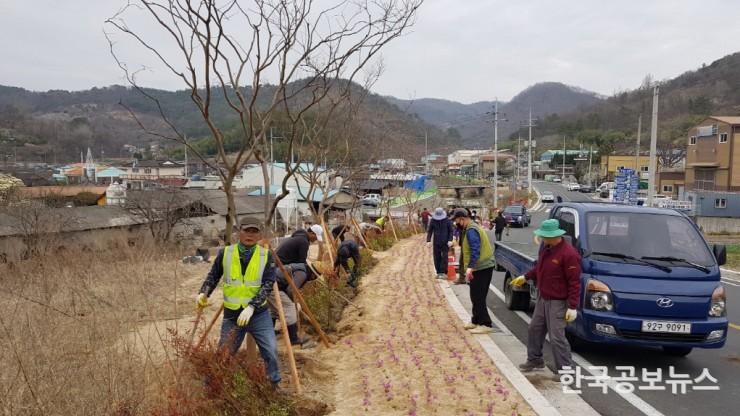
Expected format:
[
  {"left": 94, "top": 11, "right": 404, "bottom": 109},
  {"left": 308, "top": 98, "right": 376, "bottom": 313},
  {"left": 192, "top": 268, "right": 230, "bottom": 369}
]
[{"left": 335, "top": 233, "right": 361, "bottom": 287}]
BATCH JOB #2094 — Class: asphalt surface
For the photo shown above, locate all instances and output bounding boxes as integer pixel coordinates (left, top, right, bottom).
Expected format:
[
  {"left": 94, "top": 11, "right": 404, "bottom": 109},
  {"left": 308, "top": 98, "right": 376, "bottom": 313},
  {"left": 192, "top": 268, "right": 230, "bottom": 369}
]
[{"left": 484, "top": 181, "right": 739, "bottom": 416}]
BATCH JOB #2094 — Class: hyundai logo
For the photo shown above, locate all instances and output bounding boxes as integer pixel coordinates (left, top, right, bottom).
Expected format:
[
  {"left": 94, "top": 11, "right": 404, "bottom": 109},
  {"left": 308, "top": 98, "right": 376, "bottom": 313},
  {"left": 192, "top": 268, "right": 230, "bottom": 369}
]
[{"left": 656, "top": 297, "right": 674, "bottom": 308}]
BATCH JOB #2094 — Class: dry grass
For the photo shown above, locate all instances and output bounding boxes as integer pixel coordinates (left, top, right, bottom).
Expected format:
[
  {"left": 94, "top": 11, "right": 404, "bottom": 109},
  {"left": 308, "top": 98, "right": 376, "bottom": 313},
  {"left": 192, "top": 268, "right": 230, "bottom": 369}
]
[{"left": 0, "top": 241, "right": 210, "bottom": 415}]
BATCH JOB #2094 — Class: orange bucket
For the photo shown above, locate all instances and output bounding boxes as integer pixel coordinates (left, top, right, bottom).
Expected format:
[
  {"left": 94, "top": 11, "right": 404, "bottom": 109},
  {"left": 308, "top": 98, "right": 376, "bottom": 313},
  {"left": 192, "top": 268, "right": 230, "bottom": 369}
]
[{"left": 447, "top": 249, "right": 458, "bottom": 281}]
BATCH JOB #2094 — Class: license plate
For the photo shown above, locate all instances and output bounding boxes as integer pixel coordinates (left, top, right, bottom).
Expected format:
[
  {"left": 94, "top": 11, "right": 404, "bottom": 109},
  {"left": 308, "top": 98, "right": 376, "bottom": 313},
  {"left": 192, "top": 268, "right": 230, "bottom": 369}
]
[{"left": 641, "top": 320, "right": 692, "bottom": 334}]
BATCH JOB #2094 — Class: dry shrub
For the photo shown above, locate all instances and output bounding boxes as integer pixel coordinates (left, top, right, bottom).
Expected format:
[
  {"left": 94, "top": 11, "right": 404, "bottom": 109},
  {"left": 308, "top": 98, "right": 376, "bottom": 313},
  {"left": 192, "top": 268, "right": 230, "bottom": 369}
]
[{"left": 148, "top": 333, "right": 296, "bottom": 416}]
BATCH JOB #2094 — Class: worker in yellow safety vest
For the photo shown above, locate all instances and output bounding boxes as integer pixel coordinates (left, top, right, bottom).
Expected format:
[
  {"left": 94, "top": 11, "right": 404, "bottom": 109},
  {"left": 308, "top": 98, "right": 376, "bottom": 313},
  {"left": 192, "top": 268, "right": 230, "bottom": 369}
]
[{"left": 196, "top": 217, "right": 281, "bottom": 388}]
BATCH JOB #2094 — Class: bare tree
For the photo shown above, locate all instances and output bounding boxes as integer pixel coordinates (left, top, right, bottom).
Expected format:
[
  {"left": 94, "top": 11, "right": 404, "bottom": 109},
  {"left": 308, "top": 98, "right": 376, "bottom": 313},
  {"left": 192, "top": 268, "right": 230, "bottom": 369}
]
[
  {"left": 105, "top": 0, "right": 422, "bottom": 242},
  {"left": 123, "top": 189, "right": 200, "bottom": 242}
]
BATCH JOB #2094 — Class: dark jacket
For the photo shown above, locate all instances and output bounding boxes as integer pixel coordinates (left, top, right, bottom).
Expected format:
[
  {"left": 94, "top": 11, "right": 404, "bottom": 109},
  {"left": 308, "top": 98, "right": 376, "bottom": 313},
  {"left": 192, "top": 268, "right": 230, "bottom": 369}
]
[
  {"left": 200, "top": 243, "right": 276, "bottom": 318},
  {"left": 524, "top": 240, "right": 582, "bottom": 309},
  {"left": 276, "top": 229, "right": 310, "bottom": 265},
  {"left": 494, "top": 215, "right": 507, "bottom": 232},
  {"left": 426, "top": 217, "right": 454, "bottom": 246},
  {"left": 335, "top": 239, "right": 361, "bottom": 273}
]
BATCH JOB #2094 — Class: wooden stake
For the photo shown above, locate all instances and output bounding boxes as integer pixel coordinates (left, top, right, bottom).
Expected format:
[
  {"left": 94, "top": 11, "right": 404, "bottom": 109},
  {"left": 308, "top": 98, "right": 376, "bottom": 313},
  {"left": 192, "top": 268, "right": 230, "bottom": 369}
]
[
  {"left": 273, "top": 282, "right": 302, "bottom": 394},
  {"left": 351, "top": 218, "right": 369, "bottom": 248},
  {"left": 320, "top": 217, "right": 335, "bottom": 265},
  {"left": 196, "top": 303, "right": 224, "bottom": 349},
  {"left": 271, "top": 252, "right": 332, "bottom": 348},
  {"left": 386, "top": 204, "right": 399, "bottom": 242}
]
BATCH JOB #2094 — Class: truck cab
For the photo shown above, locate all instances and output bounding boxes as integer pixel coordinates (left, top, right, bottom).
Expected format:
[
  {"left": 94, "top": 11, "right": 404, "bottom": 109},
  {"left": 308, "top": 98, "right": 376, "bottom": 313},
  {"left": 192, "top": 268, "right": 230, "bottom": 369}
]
[{"left": 494, "top": 202, "right": 729, "bottom": 356}]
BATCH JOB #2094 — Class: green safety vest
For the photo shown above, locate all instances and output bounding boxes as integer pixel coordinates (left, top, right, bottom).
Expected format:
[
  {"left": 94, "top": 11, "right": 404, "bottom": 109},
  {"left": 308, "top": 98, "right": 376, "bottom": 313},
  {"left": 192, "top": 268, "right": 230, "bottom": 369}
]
[
  {"left": 222, "top": 244, "right": 268, "bottom": 310},
  {"left": 462, "top": 222, "right": 495, "bottom": 271}
]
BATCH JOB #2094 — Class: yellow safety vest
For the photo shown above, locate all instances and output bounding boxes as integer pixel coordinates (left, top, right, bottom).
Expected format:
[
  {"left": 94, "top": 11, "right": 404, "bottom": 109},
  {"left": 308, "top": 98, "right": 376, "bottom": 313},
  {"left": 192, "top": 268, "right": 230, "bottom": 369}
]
[
  {"left": 222, "top": 244, "right": 268, "bottom": 310},
  {"left": 462, "top": 222, "right": 495, "bottom": 271}
]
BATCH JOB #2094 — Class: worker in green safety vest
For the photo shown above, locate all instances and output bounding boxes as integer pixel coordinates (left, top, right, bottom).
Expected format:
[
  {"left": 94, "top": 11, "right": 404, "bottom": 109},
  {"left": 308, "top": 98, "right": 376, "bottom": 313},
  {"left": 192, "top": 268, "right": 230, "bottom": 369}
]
[
  {"left": 196, "top": 216, "right": 281, "bottom": 389},
  {"left": 452, "top": 208, "right": 496, "bottom": 334}
]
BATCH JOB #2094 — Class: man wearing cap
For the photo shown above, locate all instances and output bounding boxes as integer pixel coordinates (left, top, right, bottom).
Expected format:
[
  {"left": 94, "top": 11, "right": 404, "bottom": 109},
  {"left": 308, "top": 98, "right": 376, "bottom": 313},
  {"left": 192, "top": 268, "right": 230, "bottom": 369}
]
[
  {"left": 195, "top": 217, "right": 281, "bottom": 388},
  {"left": 271, "top": 224, "right": 323, "bottom": 347},
  {"left": 452, "top": 208, "right": 496, "bottom": 334},
  {"left": 426, "top": 207, "right": 454, "bottom": 279},
  {"left": 510, "top": 219, "right": 581, "bottom": 374}
]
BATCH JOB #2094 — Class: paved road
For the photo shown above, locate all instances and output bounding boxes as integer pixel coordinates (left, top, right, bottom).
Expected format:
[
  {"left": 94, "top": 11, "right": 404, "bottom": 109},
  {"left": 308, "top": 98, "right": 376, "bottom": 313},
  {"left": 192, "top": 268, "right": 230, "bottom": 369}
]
[{"left": 485, "top": 181, "right": 739, "bottom": 416}]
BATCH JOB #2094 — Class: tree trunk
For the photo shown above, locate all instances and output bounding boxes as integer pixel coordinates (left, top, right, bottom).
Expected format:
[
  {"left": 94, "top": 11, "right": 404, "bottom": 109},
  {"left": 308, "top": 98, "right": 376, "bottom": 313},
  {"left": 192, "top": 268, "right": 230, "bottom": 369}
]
[
  {"left": 224, "top": 177, "right": 235, "bottom": 245},
  {"left": 261, "top": 160, "right": 272, "bottom": 236}
]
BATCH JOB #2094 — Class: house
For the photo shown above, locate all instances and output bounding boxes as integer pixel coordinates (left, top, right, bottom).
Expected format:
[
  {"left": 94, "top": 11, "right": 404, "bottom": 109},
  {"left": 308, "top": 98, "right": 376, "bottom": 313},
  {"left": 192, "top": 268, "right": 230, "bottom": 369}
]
[
  {"left": 683, "top": 116, "right": 740, "bottom": 230},
  {"left": 447, "top": 150, "right": 487, "bottom": 166},
  {"left": 656, "top": 169, "right": 685, "bottom": 199},
  {"left": 15, "top": 185, "right": 108, "bottom": 206},
  {"left": 118, "top": 160, "right": 185, "bottom": 180},
  {"left": 599, "top": 155, "right": 651, "bottom": 181},
  {"left": 685, "top": 116, "right": 740, "bottom": 192},
  {"left": 236, "top": 163, "right": 326, "bottom": 191},
  {"left": 478, "top": 151, "right": 516, "bottom": 177}
]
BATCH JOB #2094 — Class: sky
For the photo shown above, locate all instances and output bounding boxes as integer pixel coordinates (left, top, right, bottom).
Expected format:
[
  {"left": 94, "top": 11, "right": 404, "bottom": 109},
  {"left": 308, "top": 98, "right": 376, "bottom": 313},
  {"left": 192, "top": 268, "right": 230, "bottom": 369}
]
[{"left": 2, "top": 0, "right": 740, "bottom": 103}]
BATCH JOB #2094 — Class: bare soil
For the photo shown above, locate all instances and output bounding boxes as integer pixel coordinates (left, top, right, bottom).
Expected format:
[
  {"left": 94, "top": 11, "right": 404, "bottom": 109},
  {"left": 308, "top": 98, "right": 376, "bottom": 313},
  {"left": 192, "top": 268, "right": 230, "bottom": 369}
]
[{"left": 308, "top": 235, "right": 535, "bottom": 415}]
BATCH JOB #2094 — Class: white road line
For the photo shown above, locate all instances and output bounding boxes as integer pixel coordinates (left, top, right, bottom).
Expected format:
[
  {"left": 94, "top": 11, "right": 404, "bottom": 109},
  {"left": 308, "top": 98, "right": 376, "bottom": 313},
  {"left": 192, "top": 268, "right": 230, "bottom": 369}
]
[
  {"left": 441, "top": 282, "right": 561, "bottom": 416},
  {"left": 721, "top": 279, "right": 740, "bottom": 287},
  {"left": 720, "top": 267, "right": 740, "bottom": 275},
  {"left": 488, "top": 284, "right": 666, "bottom": 416}
]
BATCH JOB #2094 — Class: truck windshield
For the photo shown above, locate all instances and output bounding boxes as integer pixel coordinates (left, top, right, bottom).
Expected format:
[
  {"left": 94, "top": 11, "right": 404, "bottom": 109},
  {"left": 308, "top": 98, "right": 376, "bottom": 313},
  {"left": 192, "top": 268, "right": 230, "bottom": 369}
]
[{"left": 585, "top": 212, "right": 715, "bottom": 267}]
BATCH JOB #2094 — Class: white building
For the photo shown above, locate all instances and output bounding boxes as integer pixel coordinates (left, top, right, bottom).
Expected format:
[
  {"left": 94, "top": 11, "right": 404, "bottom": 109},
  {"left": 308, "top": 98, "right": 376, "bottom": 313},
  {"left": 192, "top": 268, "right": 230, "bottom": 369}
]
[
  {"left": 236, "top": 163, "right": 327, "bottom": 190},
  {"left": 447, "top": 150, "right": 488, "bottom": 166}
]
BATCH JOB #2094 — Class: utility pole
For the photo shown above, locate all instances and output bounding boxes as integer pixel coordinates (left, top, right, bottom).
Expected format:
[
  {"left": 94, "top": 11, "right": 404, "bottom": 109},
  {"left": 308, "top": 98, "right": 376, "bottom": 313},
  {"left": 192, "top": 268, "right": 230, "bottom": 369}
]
[
  {"left": 588, "top": 144, "right": 593, "bottom": 187},
  {"left": 562, "top": 135, "right": 566, "bottom": 181},
  {"left": 424, "top": 129, "right": 428, "bottom": 175},
  {"left": 488, "top": 101, "right": 505, "bottom": 207},
  {"left": 647, "top": 87, "right": 660, "bottom": 206},
  {"left": 521, "top": 108, "right": 537, "bottom": 197},
  {"left": 516, "top": 130, "right": 522, "bottom": 191},
  {"left": 635, "top": 114, "right": 642, "bottom": 173}
]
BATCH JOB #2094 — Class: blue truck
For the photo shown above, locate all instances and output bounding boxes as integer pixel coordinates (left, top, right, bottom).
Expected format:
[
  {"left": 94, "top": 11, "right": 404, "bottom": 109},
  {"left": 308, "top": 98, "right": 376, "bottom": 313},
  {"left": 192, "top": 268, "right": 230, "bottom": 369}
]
[{"left": 494, "top": 202, "right": 729, "bottom": 356}]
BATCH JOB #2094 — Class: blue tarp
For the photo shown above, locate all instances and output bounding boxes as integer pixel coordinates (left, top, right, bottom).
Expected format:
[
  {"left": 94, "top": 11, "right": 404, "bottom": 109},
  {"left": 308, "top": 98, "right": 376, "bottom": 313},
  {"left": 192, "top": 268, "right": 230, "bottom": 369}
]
[{"left": 404, "top": 175, "right": 427, "bottom": 192}]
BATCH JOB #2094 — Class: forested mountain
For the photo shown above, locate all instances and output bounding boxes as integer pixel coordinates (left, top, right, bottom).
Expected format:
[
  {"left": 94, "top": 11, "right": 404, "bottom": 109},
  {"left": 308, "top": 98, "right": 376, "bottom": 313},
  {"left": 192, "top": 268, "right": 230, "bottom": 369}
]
[
  {"left": 0, "top": 82, "right": 447, "bottom": 163},
  {"left": 385, "top": 82, "right": 603, "bottom": 146}
]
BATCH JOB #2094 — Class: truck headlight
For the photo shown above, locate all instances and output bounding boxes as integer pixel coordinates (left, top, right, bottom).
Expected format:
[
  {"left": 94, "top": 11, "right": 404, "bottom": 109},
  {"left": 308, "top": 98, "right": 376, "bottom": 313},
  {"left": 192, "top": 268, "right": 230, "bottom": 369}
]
[
  {"left": 517, "top": 216, "right": 522, "bottom": 221},
  {"left": 709, "top": 286, "right": 726, "bottom": 317},
  {"left": 587, "top": 279, "right": 613, "bottom": 312}
]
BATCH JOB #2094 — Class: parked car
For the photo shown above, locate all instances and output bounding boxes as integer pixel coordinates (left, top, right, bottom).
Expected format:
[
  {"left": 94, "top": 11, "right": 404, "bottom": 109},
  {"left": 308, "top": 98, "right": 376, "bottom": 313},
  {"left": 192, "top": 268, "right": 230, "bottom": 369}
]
[
  {"left": 503, "top": 204, "right": 530, "bottom": 227},
  {"left": 361, "top": 193, "right": 381, "bottom": 207},
  {"left": 598, "top": 182, "right": 615, "bottom": 198},
  {"left": 494, "top": 202, "right": 728, "bottom": 357},
  {"left": 567, "top": 182, "right": 581, "bottom": 191},
  {"left": 541, "top": 191, "right": 555, "bottom": 203},
  {"left": 578, "top": 184, "right": 594, "bottom": 193},
  {"left": 553, "top": 177, "right": 562, "bottom": 183}
]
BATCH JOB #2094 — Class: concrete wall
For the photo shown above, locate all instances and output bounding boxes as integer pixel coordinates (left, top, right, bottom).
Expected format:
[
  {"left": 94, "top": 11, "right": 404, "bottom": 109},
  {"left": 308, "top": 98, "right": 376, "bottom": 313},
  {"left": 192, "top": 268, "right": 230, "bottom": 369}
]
[{"left": 695, "top": 216, "right": 740, "bottom": 234}]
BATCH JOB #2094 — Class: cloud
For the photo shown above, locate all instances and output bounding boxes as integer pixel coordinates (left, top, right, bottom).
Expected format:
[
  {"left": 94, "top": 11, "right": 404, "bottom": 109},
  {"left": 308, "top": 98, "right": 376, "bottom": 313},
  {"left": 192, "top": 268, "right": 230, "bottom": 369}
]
[{"left": 2, "top": 0, "right": 740, "bottom": 103}]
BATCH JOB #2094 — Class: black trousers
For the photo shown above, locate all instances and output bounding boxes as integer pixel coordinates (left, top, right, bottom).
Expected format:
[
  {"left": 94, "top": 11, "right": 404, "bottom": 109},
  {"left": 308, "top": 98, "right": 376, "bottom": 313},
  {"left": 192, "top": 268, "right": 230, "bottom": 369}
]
[
  {"left": 432, "top": 244, "right": 448, "bottom": 274},
  {"left": 495, "top": 230, "right": 503, "bottom": 241},
  {"left": 469, "top": 267, "right": 494, "bottom": 327}
]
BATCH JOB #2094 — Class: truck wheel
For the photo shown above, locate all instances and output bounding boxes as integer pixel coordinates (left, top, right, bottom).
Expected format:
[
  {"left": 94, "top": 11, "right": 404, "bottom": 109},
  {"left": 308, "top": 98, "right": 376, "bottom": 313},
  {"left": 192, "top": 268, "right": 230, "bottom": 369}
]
[
  {"left": 662, "top": 346, "right": 693, "bottom": 357},
  {"left": 504, "top": 275, "right": 531, "bottom": 310}
]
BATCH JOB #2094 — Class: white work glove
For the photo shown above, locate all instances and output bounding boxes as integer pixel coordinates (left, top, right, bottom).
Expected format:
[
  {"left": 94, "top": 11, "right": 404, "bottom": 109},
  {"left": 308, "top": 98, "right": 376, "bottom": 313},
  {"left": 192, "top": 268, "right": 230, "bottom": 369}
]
[
  {"left": 465, "top": 268, "right": 474, "bottom": 281},
  {"left": 510, "top": 275, "right": 526, "bottom": 287},
  {"left": 237, "top": 305, "right": 255, "bottom": 327},
  {"left": 565, "top": 308, "right": 577, "bottom": 323},
  {"left": 426, "top": 241, "right": 432, "bottom": 248},
  {"left": 447, "top": 241, "right": 453, "bottom": 248},
  {"left": 196, "top": 293, "right": 208, "bottom": 309}
]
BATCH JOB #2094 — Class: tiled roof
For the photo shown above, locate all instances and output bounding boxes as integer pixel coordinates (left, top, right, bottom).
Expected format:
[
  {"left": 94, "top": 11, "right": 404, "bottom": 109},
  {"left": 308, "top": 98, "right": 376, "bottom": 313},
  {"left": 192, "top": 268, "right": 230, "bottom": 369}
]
[{"left": 710, "top": 116, "right": 740, "bottom": 125}]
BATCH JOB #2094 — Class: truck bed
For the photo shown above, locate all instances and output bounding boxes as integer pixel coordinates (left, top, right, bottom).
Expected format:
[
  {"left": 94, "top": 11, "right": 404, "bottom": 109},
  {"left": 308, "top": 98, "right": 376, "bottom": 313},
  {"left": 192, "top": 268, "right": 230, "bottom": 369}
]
[{"left": 494, "top": 241, "right": 537, "bottom": 277}]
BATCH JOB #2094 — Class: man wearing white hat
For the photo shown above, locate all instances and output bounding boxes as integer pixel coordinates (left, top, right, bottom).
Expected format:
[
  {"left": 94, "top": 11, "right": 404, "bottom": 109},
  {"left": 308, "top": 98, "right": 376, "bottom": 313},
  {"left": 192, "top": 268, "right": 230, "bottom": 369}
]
[{"left": 426, "top": 207, "right": 455, "bottom": 279}]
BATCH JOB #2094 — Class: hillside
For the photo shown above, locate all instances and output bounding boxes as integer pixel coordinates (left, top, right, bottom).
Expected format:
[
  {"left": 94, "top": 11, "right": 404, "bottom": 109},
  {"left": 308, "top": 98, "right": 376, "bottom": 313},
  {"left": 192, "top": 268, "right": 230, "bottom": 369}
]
[
  {"left": 385, "top": 82, "right": 603, "bottom": 147},
  {"left": 0, "top": 82, "right": 447, "bottom": 163},
  {"left": 525, "top": 52, "right": 740, "bottom": 156}
]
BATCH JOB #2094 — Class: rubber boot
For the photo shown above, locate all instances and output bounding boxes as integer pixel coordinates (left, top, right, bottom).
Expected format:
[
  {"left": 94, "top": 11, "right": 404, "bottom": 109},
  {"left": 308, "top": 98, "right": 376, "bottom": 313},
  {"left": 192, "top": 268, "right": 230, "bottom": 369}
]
[{"left": 287, "top": 324, "right": 301, "bottom": 345}]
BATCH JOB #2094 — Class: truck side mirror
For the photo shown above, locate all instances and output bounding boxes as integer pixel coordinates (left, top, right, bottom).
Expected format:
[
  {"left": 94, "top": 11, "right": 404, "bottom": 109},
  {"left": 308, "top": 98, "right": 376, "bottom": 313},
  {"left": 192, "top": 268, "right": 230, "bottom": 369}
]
[{"left": 713, "top": 244, "right": 727, "bottom": 266}]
